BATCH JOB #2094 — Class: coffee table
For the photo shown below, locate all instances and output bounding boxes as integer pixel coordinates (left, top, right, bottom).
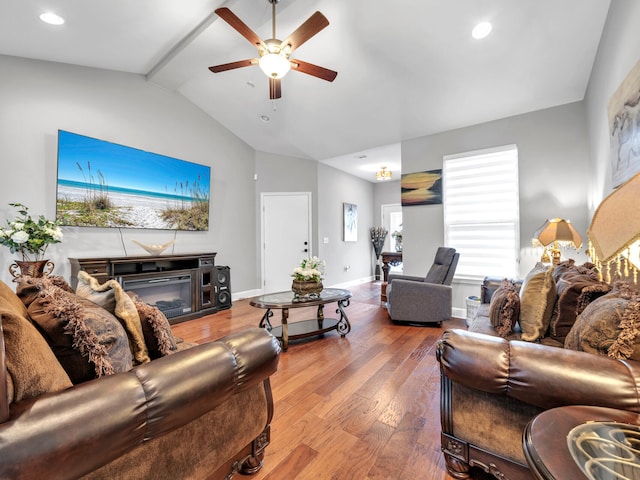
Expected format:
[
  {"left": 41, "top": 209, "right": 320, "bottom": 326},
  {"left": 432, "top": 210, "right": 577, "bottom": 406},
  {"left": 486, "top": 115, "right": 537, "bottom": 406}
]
[
  {"left": 250, "top": 288, "right": 352, "bottom": 351},
  {"left": 523, "top": 405, "right": 640, "bottom": 480}
]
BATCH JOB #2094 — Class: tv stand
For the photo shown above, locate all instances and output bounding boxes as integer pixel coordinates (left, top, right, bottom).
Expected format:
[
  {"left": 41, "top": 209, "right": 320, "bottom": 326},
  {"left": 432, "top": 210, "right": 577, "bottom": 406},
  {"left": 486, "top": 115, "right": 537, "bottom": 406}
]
[{"left": 69, "top": 252, "right": 227, "bottom": 323}]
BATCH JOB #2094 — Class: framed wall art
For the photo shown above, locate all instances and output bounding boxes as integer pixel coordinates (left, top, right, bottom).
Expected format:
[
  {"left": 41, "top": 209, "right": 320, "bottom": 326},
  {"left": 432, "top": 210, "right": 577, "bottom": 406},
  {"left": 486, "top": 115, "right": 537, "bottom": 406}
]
[
  {"left": 608, "top": 57, "right": 640, "bottom": 187},
  {"left": 401, "top": 169, "right": 443, "bottom": 206},
  {"left": 343, "top": 203, "right": 357, "bottom": 242}
]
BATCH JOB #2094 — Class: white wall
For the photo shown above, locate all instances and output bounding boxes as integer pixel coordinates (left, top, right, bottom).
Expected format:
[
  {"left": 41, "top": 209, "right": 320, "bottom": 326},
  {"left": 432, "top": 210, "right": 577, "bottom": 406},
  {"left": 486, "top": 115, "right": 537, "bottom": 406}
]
[
  {"left": 0, "top": 55, "right": 258, "bottom": 292},
  {"left": 401, "top": 101, "right": 591, "bottom": 309},
  {"left": 373, "top": 179, "right": 401, "bottom": 224},
  {"left": 317, "top": 163, "right": 375, "bottom": 285},
  {"left": 585, "top": 0, "right": 640, "bottom": 210}
]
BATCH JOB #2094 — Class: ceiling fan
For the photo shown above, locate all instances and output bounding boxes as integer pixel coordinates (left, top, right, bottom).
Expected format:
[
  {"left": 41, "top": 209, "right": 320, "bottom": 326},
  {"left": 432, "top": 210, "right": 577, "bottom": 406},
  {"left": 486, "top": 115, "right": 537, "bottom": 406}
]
[{"left": 208, "top": 0, "right": 337, "bottom": 99}]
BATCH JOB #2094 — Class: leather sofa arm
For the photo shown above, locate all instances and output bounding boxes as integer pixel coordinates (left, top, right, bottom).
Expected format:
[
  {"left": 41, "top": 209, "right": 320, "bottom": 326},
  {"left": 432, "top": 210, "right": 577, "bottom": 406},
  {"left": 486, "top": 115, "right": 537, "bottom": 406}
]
[
  {"left": 0, "top": 328, "right": 280, "bottom": 480},
  {"left": 437, "top": 328, "right": 640, "bottom": 412}
]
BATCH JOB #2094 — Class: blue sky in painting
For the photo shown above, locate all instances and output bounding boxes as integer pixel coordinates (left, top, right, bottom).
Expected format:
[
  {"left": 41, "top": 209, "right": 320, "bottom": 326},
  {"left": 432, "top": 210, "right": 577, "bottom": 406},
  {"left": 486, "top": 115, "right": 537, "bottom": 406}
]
[{"left": 56, "top": 130, "right": 211, "bottom": 196}]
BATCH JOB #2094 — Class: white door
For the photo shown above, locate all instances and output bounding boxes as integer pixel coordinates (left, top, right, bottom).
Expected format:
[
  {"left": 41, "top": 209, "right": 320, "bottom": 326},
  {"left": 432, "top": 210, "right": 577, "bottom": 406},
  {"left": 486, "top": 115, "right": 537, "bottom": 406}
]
[{"left": 262, "top": 193, "right": 312, "bottom": 293}]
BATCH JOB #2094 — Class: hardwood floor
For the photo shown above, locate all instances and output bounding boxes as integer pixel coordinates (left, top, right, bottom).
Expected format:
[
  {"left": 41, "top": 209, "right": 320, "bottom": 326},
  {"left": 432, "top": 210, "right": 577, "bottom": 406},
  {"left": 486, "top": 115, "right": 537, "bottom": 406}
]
[{"left": 172, "top": 282, "right": 473, "bottom": 480}]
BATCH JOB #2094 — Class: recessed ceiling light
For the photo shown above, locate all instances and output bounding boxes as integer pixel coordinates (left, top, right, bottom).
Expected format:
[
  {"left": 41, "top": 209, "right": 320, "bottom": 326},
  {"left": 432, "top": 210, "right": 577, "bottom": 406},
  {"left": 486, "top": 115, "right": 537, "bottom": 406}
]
[
  {"left": 472, "top": 21, "right": 492, "bottom": 40},
  {"left": 40, "top": 12, "right": 65, "bottom": 25},
  {"left": 259, "top": 114, "right": 270, "bottom": 123}
]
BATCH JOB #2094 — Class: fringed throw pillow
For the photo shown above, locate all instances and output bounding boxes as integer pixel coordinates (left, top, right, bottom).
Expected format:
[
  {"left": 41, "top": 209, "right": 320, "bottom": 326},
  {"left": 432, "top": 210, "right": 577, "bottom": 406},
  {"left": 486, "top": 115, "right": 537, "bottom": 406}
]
[
  {"left": 549, "top": 263, "right": 611, "bottom": 344},
  {"left": 489, "top": 279, "right": 520, "bottom": 337},
  {"left": 127, "top": 292, "right": 179, "bottom": 359},
  {"left": 75, "top": 271, "right": 150, "bottom": 365},
  {"left": 16, "top": 276, "right": 133, "bottom": 384},
  {"left": 565, "top": 282, "right": 640, "bottom": 360}
]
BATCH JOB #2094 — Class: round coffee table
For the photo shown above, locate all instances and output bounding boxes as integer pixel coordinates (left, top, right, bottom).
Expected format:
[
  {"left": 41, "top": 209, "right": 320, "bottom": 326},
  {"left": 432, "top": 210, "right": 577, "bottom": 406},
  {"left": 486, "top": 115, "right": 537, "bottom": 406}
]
[
  {"left": 250, "top": 288, "right": 351, "bottom": 351},
  {"left": 523, "top": 405, "right": 640, "bottom": 480}
]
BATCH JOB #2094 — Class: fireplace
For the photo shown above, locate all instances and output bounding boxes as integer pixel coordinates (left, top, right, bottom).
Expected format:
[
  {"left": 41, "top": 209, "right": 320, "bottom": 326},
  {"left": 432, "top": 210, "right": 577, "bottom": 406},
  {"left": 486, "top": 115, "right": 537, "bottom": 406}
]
[
  {"left": 121, "top": 273, "right": 193, "bottom": 319},
  {"left": 69, "top": 253, "right": 226, "bottom": 323}
]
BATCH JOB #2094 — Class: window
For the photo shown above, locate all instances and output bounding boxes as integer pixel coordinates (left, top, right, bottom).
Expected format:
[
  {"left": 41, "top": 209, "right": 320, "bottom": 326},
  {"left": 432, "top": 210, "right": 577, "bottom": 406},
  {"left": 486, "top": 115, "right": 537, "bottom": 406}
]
[{"left": 443, "top": 145, "right": 519, "bottom": 280}]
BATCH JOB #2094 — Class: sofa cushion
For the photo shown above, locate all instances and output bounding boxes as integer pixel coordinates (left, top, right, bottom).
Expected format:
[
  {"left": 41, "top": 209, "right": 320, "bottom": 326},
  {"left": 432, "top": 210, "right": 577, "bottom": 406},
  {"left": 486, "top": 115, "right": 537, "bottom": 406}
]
[
  {"left": 0, "top": 281, "right": 72, "bottom": 403},
  {"left": 17, "top": 276, "right": 133, "bottom": 384},
  {"left": 76, "top": 271, "right": 150, "bottom": 365},
  {"left": 548, "top": 262, "right": 611, "bottom": 343},
  {"left": 565, "top": 282, "right": 640, "bottom": 360},
  {"left": 489, "top": 279, "right": 520, "bottom": 337},
  {"left": 518, "top": 262, "right": 556, "bottom": 342},
  {"left": 127, "top": 292, "right": 179, "bottom": 359}
]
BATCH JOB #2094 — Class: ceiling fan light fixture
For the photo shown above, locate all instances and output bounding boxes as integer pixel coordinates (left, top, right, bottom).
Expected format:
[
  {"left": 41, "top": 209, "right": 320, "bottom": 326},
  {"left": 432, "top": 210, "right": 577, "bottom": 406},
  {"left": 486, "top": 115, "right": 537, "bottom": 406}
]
[{"left": 258, "top": 53, "right": 291, "bottom": 79}]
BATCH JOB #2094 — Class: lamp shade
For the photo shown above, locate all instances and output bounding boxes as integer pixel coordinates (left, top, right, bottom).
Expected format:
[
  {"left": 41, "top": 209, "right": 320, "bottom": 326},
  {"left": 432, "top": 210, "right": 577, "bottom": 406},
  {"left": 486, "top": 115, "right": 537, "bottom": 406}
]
[
  {"left": 588, "top": 172, "right": 640, "bottom": 275},
  {"left": 533, "top": 218, "right": 582, "bottom": 249}
]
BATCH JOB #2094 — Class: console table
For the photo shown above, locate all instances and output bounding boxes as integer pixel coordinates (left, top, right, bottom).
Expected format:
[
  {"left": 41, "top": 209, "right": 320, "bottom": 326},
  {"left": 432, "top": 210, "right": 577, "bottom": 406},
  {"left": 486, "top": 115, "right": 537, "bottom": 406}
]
[
  {"left": 69, "top": 253, "right": 226, "bottom": 323},
  {"left": 380, "top": 251, "right": 402, "bottom": 302},
  {"left": 250, "top": 288, "right": 352, "bottom": 351}
]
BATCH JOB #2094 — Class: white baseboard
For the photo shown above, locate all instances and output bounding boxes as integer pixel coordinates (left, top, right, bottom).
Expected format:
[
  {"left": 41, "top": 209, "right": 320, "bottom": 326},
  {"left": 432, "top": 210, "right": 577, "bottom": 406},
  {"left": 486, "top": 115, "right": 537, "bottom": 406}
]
[
  {"left": 452, "top": 307, "right": 466, "bottom": 320},
  {"left": 328, "top": 276, "right": 376, "bottom": 289},
  {"left": 232, "top": 289, "right": 262, "bottom": 301}
]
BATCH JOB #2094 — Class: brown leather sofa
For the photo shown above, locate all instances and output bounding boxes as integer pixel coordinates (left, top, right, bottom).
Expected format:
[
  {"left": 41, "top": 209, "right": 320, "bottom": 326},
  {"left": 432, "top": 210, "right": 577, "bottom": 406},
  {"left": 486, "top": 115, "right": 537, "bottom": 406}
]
[
  {"left": 436, "top": 276, "right": 640, "bottom": 480},
  {"left": 0, "top": 278, "right": 281, "bottom": 480}
]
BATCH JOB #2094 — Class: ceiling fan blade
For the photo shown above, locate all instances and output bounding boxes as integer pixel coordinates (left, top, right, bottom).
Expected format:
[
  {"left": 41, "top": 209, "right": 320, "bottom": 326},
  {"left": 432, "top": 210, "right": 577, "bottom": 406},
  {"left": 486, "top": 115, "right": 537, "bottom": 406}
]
[
  {"left": 208, "top": 59, "right": 256, "bottom": 73},
  {"left": 215, "top": 7, "right": 266, "bottom": 49},
  {"left": 281, "top": 11, "right": 329, "bottom": 52},
  {"left": 290, "top": 59, "right": 337, "bottom": 82},
  {"left": 269, "top": 78, "right": 282, "bottom": 100}
]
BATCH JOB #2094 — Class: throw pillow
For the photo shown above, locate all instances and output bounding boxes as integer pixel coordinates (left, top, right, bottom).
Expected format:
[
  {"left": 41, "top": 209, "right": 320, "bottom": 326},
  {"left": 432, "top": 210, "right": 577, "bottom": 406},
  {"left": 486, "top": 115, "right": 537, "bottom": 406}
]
[
  {"left": 0, "top": 281, "right": 72, "bottom": 404},
  {"left": 489, "top": 279, "right": 520, "bottom": 337},
  {"left": 75, "top": 271, "right": 150, "bottom": 365},
  {"left": 565, "top": 282, "right": 640, "bottom": 360},
  {"left": 548, "top": 270, "right": 611, "bottom": 343},
  {"left": 16, "top": 276, "right": 133, "bottom": 384},
  {"left": 127, "top": 292, "right": 179, "bottom": 359},
  {"left": 518, "top": 262, "right": 556, "bottom": 342}
]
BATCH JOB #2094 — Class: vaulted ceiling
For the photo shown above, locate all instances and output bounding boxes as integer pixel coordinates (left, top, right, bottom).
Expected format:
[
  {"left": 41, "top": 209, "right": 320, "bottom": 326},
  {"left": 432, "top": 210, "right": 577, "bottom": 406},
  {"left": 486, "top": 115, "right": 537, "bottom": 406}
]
[{"left": 0, "top": 0, "right": 611, "bottom": 181}]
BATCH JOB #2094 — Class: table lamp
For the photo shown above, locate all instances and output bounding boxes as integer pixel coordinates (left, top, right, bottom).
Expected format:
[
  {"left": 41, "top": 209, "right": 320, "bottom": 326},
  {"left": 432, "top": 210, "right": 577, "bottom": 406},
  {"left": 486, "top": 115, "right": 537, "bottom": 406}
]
[
  {"left": 532, "top": 218, "right": 582, "bottom": 265},
  {"left": 588, "top": 172, "right": 640, "bottom": 284}
]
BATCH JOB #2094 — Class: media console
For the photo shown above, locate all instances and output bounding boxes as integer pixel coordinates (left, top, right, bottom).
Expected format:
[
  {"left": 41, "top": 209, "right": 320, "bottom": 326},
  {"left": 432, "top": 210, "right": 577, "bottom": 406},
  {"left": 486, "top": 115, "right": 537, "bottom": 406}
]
[{"left": 69, "top": 252, "right": 231, "bottom": 324}]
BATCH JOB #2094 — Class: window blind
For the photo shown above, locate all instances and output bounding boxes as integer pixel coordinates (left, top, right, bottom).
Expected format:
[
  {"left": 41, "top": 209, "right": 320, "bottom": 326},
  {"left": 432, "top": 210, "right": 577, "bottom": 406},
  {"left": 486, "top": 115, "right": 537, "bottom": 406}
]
[{"left": 443, "top": 145, "right": 520, "bottom": 280}]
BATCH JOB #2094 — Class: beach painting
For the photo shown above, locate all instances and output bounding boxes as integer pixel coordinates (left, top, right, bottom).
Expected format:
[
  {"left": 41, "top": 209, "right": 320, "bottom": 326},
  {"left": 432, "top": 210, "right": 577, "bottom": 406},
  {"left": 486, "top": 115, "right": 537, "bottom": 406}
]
[
  {"left": 401, "top": 169, "right": 443, "bottom": 206},
  {"left": 608, "top": 58, "right": 640, "bottom": 187},
  {"left": 56, "top": 130, "right": 210, "bottom": 230}
]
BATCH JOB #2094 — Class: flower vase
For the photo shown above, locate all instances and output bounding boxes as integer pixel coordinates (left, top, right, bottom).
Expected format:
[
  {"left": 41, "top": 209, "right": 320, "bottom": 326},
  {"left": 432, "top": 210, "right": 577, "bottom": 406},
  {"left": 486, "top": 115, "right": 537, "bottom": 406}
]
[
  {"left": 9, "top": 259, "right": 55, "bottom": 279},
  {"left": 292, "top": 279, "right": 323, "bottom": 300}
]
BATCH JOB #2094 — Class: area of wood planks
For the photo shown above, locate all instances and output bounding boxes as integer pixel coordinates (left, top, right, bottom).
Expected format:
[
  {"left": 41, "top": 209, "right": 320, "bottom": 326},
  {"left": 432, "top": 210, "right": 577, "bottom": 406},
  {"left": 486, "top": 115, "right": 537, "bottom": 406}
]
[{"left": 172, "top": 281, "right": 486, "bottom": 480}]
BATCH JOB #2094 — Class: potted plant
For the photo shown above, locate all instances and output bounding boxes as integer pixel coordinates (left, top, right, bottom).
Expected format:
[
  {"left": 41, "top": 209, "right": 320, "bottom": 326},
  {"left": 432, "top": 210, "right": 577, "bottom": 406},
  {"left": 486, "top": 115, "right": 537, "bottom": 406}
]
[
  {"left": 291, "top": 256, "right": 326, "bottom": 300},
  {"left": 0, "top": 203, "right": 63, "bottom": 277}
]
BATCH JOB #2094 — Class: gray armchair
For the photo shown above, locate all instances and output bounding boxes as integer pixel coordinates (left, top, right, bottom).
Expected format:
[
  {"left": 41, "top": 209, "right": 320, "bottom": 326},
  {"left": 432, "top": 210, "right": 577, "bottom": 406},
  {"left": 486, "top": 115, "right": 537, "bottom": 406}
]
[{"left": 385, "top": 247, "right": 459, "bottom": 326}]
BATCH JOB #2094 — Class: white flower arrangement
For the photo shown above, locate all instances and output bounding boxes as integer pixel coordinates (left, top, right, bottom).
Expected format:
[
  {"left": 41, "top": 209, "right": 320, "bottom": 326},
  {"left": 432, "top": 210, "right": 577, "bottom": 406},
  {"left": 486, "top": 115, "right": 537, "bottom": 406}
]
[
  {"left": 0, "top": 203, "right": 63, "bottom": 261},
  {"left": 291, "top": 256, "right": 326, "bottom": 283}
]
